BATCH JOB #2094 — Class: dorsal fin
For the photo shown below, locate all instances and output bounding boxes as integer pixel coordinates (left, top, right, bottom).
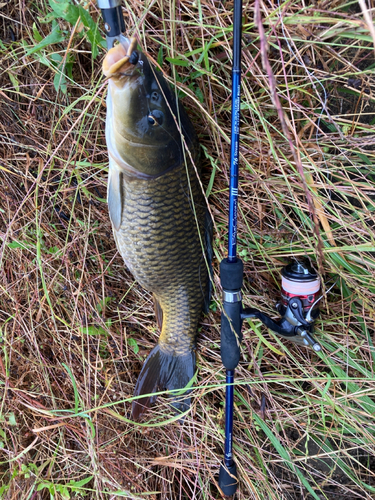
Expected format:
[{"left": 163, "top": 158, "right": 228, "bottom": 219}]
[
  {"left": 202, "top": 208, "right": 213, "bottom": 314},
  {"left": 107, "top": 163, "right": 123, "bottom": 231}
]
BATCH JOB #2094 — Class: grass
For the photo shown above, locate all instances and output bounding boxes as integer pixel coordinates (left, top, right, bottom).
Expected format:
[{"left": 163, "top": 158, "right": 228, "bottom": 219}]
[{"left": 1, "top": 0, "right": 375, "bottom": 498}]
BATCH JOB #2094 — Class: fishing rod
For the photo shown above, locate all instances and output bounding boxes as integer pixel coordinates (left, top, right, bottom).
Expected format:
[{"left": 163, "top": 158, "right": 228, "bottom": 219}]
[
  {"left": 217, "top": 0, "right": 322, "bottom": 496},
  {"left": 96, "top": 1, "right": 323, "bottom": 496},
  {"left": 97, "top": 0, "right": 125, "bottom": 49}
]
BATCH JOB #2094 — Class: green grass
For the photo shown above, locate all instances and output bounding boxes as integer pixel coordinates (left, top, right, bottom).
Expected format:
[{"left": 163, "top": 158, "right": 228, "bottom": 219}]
[{"left": 1, "top": 0, "right": 375, "bottom": 498}]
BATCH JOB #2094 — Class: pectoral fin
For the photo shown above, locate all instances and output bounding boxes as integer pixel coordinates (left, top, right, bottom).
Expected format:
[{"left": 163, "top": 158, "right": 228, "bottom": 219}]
[{"left": 108, "top": 165, "right": 123, "bottom": 231}]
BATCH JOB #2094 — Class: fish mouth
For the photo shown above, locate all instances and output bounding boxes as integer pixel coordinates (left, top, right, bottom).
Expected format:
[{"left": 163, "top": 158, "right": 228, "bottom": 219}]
[{"left": 103, "top": 37, "right": 138, "bottom": 77}]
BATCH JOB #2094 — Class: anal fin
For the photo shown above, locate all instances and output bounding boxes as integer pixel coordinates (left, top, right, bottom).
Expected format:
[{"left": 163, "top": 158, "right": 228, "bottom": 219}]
[{"left": 153, "top": 294, "right": 163, "bottom": 331}]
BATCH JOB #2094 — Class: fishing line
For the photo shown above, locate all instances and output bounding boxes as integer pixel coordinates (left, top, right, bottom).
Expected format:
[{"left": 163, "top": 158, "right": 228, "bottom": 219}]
[
  {"left": 276, "top": 0, "right": 362, "bottom": 188},
  {"left": 276, "top": 0, "right": 329, "bottom": 144},
  {"left": 274, "top": 0, "right": 339, "bottom": 264},
  {"left": 308, "top": 278, "right": 337, "bottom": 314}
]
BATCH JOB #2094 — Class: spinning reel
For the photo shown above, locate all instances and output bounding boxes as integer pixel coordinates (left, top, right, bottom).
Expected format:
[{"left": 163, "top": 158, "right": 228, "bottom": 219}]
[
  {"left": 219, "top": 259, "right": 322, "bottom": 495},
  {"left": 242, "top": 261, "right": 322, "bottom": 351}
]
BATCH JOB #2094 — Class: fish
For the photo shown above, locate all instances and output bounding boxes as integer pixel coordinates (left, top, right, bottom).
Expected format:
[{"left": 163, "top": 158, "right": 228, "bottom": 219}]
[{"left": 102, "top": 38, "right": 212, "bottom": 419}]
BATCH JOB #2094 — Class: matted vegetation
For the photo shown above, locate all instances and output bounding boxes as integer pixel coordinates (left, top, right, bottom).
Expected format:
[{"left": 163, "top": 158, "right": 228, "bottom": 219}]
[{"left": 1, "top": 0, "right": 375, "bottom": 498}]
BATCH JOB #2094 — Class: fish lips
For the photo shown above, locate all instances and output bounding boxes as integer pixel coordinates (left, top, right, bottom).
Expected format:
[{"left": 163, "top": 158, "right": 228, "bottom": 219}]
[{"left": 103, "top": 37, "right": 139, "bottom": 78}]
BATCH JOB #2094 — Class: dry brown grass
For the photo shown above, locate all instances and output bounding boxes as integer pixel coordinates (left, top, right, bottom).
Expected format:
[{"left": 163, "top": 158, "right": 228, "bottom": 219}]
[{"left": 1, "top": 0, "right": 375, "bottom": 499}]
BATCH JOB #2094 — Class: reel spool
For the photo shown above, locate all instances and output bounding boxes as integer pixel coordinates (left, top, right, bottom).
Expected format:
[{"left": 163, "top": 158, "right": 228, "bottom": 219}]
[
  {"left": 242, "top": 261, "right": 322, "bottom": 351},
  {"left": 281, "top": 262, "right": 321, "bottom": 313}
]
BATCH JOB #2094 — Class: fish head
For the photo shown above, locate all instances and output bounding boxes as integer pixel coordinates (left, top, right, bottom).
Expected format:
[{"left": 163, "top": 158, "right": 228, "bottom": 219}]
[{"left": 103, "top": 38, "right": 197, "bottom": 178}]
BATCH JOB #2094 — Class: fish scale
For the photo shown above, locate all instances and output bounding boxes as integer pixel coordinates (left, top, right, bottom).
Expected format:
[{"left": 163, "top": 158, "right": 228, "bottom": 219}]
[{"left": 114, "top": 163, "right": 208, "bottom": 357}]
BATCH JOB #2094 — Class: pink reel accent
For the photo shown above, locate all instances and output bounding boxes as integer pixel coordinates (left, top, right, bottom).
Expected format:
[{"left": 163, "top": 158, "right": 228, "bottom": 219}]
[{"left": 281, "top": 276, "right": 320, "bottom": 296}]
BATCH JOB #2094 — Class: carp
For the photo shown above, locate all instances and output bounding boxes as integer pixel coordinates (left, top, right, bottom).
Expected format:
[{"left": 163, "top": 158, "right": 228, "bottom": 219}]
[{"left": 103, "top": 38, "right": 212, "bottom": 419}]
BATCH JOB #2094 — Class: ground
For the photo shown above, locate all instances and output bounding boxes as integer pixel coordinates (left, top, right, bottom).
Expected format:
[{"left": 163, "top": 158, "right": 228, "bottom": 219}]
[{"left": 1, "top": 1, "right": 375, "bottom": 499}]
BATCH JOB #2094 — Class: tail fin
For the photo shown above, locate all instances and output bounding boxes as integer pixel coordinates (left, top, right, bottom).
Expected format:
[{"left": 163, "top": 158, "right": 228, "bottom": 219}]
[{"left": 131, "top": 344, "right": 195, "bottom": 420}]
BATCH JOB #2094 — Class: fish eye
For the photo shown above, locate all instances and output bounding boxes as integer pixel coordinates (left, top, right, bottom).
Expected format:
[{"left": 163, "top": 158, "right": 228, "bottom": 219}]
[
  {"left": 148, "top": 114, "right": 157, "bottom": 125},
  {"left": 148, "top": 110, "right": 164, "bottom": 126}
]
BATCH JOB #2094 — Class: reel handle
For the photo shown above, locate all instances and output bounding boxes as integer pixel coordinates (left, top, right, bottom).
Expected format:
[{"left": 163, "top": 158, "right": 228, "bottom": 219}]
[{"left": 242, "top": 301, "right": 321, "bottom": 351}]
